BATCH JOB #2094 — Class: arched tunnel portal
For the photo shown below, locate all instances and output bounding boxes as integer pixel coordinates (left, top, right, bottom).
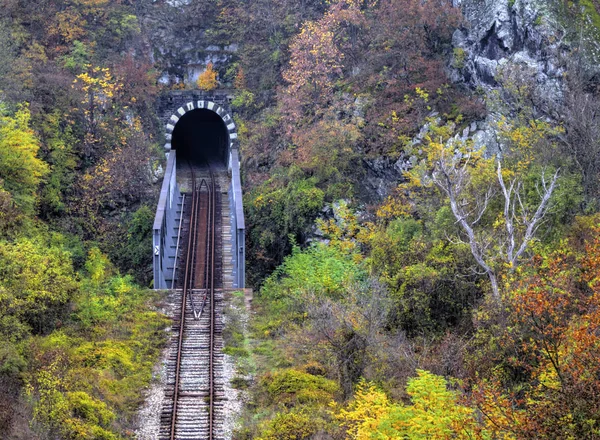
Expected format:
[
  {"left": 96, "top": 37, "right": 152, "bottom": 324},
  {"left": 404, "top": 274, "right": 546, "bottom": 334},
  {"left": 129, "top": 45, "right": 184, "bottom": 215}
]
[
  {"left": 171, "top": 108, "right": 229, "bottom": 167},
  {"left": 155, "top": 97, "right": 244, "bottom": 290}
]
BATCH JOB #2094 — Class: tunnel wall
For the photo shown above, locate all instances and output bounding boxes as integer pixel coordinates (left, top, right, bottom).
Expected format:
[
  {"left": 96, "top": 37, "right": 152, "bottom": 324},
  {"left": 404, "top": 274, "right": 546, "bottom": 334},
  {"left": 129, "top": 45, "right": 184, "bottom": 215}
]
[
  {"left": 229, "top": 149, "right": 245, "bottom": 288},
  {"left": 153, "top": 151, "right": 180, "bottom": 289},
  {"left": 171, "top": 109, "right": 230, "bottom": 166}
]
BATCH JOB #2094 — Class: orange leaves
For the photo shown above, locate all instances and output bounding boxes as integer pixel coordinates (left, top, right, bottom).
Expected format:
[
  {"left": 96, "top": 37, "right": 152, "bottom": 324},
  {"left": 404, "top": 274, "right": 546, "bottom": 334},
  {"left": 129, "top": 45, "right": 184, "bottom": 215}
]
[
  {"left": 472, "top": 221, "right": 600, "bottom": 438},
  {"left": 234, "top": 67, "right": 246, "bottom": 90},
  {"left": 468, "top": 378, "right": 523, "bottom": 439},
  {"left": 49, "top": 9, "right": 87, "bottom": 46},
  {"left": 196, "top": 62, "right": 218, "bottom": 91}
]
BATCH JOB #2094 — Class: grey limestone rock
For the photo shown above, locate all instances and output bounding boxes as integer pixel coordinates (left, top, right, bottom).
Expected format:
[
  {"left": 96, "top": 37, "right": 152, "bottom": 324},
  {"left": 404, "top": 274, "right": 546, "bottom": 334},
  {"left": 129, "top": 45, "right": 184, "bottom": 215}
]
[
  {"left": 138, "top": 0, "right": 236, "bottom": 86},
  {"left": 448, "top": 0, "right": 579, "bottom": 153},
  {"left": 452, "top": 0, "right": 561, "bottom": 90}
]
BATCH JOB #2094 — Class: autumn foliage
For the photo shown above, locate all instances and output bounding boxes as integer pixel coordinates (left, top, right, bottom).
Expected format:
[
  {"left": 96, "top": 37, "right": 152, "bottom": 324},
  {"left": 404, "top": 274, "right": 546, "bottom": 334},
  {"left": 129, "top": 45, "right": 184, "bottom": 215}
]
[
  {"left": 2, "top": 0, "right": 600, "bottom": 438},
  {"left": 196, "top": 62, "right": 218, "bottom": 91},
  {"left": 466, "top": 219, "right": 600, "bottom": 439}
]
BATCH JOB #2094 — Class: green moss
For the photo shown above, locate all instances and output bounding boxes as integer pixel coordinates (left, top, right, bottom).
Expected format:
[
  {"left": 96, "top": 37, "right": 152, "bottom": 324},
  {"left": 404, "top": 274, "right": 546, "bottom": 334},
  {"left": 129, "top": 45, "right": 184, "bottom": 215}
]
[
  {"left": 231, "top": 376, "right": 252, "bottom": 389},
  {"left": 223, "top": 346, "right": 250, "bottom": 357}
]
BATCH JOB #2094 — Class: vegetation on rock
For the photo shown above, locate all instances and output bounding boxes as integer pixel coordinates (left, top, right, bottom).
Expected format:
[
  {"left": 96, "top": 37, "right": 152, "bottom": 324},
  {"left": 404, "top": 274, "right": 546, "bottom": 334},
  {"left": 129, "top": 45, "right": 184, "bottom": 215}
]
[{"left": 2, "top": 0, "right": 600, "bottom": 438}]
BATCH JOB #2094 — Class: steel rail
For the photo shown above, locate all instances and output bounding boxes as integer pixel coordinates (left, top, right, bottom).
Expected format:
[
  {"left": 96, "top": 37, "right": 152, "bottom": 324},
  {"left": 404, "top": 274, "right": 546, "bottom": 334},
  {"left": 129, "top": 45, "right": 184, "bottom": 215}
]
[
  {"left": 169, "top": 160, "right": 218, "bottom": 440},
  {"left": 208, "top": 164, "right": 216, "bottom": 440},
  {"left": 170, "top": 162, "right": 202, "bottom": 440},
  {"left": 169, "top": 178, "right": 196, "bottom": 440}
]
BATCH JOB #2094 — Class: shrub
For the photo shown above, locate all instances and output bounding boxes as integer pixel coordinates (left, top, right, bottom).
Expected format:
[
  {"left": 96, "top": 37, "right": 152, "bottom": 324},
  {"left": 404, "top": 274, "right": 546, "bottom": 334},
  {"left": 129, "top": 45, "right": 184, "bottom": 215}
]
[
  {"left": 259, "top": 369, "right": 339, "bottom": 408},
  {"left": 256, "top": 409, "right": 320, "bottom": 440}
]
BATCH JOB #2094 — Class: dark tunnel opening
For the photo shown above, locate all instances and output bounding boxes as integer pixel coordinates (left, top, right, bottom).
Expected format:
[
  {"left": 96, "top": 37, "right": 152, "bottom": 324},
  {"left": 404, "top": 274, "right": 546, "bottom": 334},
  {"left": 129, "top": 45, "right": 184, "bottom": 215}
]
[{"left": 171, "top": 109, "right": 229, "bottom": 167}]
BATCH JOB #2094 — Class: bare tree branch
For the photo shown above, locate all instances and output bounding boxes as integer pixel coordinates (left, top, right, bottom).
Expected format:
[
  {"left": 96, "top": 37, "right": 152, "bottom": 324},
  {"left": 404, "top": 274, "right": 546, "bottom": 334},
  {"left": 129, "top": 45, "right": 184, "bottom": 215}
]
[{"left": 431, "top": 148, "right": 560, "bottom": 301}]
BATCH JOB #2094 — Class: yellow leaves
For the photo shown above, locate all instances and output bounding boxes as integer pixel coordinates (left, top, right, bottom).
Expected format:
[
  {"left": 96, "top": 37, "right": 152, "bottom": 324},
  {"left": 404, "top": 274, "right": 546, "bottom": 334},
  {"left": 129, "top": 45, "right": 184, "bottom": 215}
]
[
  {"left": 0, "top": 104, "right": 49, "bottom": 212},
  {"left": 75, "top": 0, "right": 109, "bottom": 6},
  {"left": 73, "top": 65, "right": 125, "bottom": 142},
  {"left": 316, "top": 200, "right": 363, "bottom": 254},
  {"left": 334, "top": 380, "right": 391, "bottom": 440},
  {"left": 254, "top": 194, "right": 267, "bottom": 208},
  {"left": 496, "top": 116, "right": 563, "bottom": 173},
  {"left": 534, "top": 363, "right": 561, "bottom": 394},
  {"left": 196, "top": 62, "right": 218, "bottom": 91},
  {"left": 415, "top": 87, "right": 430, "bottom": 103},
  {"left": 74, "top": 66, "right": 121, "bottom": 108},
  {"left": 49, "top": 8, "right": 87, "bottom": 44},
  {"left": 376, "top": 185, "right": 413, "bottom": 220},
  {"left": 337, "top": 372, "right": 482, "bottom": 440}
]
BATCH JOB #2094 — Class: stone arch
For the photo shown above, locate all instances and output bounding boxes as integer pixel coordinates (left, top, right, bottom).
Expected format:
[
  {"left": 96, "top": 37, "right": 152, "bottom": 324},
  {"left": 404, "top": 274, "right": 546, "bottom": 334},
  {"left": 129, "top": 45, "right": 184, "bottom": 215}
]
[{"left": 163, "top": 100, "right": 238, "bottom": 167}]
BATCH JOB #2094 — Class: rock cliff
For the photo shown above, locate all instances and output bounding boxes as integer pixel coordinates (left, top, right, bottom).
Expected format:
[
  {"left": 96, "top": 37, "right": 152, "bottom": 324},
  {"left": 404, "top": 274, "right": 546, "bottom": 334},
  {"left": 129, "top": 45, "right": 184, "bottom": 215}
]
[
  {"left": 138, "top": 0, "right": 236, "bottom": 86},
  {"left": 447, "top": 0, "right": 600, "bottom": 152}
]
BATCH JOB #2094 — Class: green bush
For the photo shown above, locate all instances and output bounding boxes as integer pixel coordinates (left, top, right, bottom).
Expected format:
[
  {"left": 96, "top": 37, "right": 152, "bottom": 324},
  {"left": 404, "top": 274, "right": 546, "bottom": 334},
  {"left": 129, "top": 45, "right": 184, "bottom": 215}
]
[
  {"left": 0, "top": 238, "right": 79, "bottom": 334},
  {"left": 367, "top": 216, "right": 480, "bottom": 334},
  {"left": 262, "top": 242, "right": 364, "bottom": 301},
  {"left": 260, "top": 369, "right": 338, "bottom": 407},
  {"left": 245, "top": 166, "right": 326, "bottom": 283},
  {"left": 256, "top": 409, "right": 321, "bottom": 440}
]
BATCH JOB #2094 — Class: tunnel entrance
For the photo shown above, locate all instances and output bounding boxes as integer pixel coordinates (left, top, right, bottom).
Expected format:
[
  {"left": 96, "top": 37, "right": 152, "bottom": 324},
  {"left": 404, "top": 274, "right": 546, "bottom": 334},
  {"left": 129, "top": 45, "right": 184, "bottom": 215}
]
[{"left": 171, "top": 108, "right": 229, "bottom": 167}]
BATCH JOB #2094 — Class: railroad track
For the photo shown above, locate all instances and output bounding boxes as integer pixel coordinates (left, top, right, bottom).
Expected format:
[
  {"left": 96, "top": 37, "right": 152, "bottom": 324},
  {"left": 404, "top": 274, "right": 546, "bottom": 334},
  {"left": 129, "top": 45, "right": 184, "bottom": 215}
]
[{"left": 160, "top": 164, "right": 225, "bottom": 440}]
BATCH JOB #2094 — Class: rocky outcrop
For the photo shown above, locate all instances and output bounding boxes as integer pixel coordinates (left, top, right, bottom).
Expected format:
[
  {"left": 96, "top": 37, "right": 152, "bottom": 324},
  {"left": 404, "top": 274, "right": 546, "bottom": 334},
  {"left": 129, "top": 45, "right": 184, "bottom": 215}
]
[
  {"left": 138, "top": 0, "right": 237, "bottom": 86},
  {"left": 358, "top": 156, "right": 409, "bottom": 202},
  {"left": 450, "top": 0, "right": 567, "bottom": 95},
  {"left": 447, "top": 0, "right": 575, "bottom": 151}
]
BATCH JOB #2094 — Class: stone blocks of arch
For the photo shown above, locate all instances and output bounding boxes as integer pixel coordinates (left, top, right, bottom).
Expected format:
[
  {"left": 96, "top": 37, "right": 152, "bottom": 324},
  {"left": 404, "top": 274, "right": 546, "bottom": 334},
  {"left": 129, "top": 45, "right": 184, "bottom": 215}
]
[{"left": 163, "top": 100, "right": 238, "bottom": 153}]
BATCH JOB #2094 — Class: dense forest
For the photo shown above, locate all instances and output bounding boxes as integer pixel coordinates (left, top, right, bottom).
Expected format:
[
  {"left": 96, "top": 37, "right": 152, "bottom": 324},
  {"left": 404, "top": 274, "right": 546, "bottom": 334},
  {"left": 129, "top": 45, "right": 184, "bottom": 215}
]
[{"left": 2, "top": 0, "right": 600, "bottom": 438}]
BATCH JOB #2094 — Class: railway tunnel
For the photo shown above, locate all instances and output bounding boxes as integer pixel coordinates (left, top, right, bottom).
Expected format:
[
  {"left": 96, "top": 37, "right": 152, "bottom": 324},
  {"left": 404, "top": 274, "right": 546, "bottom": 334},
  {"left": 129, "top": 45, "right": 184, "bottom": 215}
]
[
  {"left": 153, "top": 94, "right": 245, "bottom": 291},
  {"left": 152, "top": 95, "right": 246, "bottom": 439},
  {"left": 171, "top": 108, "right": 229, "bottom": 167}
]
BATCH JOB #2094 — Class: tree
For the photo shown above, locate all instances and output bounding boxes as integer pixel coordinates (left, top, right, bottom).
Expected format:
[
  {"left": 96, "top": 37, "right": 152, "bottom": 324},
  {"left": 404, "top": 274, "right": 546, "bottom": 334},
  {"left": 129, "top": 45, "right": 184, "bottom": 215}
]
[
  {"left": 0, "top": 105, "right": 48, "bottom": 214},
  {"left": 410, "top": 122, "right": 560, "bottom": 300},
  {"left": 73, "top": 66, "right": 123, "bottom": 161},
  {"left": 303, "top": 278, "right": 390, "bottom": 398},
  {"left": 0, "top": 239, "right": 79, "bottom": 335},
  {"left": 72, "top": 132, "right": 152, "bottom": 240},
  {"left": 245, "top": 168, "right": 326, "bottom": 281},
  {"left": 280, "top": 0, "right": 365, "bottom": 128},
  {"left": 196, "top": 62, "right": 218, "bottom": 91},
  {"left": 0, "top": 183, "right": 20, "bottom": 234},
  {"left": 359, "top": 0, "right": 465, "bottom": 154},
  {"left": 366, "top": 215, "right": 481, "bottom": 335},
  {"left": 469, "top": 223, "right": 600, "bottom": 438}
]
